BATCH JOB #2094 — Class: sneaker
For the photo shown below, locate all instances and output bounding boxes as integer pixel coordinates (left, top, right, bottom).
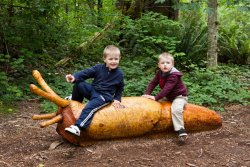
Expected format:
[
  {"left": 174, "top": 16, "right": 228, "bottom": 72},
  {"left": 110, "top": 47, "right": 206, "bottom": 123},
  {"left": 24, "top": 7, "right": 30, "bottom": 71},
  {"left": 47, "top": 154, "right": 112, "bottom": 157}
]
[
  {"left": 178, "top": 135, "right": 188, "bottom": 143},
  {"left": 65, "top": 125, "right": 80, "bottom": 136},
  {"left": 178, "top": 128, "right": 188, "bottom": 143},
  {"left": 178, "top": 128, "right": 187, "bottom": 137},
  {"left": 65, "top": 95, "right": 72, "bottom": 100}
]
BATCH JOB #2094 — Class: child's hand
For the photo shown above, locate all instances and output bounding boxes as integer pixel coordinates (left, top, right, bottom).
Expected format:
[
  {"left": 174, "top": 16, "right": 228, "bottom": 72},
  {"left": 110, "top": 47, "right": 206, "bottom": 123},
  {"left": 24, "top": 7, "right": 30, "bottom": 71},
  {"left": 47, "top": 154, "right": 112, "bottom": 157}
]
[
  {"left": 65, "top": 74, "right": 75, "bottom": 83},
  {"left": 142, "top": 94, "right": 156, "bottom": 101},
  {"left": 113, "top": 100, "right": 125, "bottom": 109}
]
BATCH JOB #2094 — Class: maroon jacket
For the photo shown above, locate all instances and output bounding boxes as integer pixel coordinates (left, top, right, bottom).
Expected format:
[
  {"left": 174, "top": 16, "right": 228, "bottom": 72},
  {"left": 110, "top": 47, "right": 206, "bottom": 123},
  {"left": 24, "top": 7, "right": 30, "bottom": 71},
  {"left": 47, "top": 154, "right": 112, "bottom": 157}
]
[{"left": 145, "top": 67, "right": 188, "bottom": 101}]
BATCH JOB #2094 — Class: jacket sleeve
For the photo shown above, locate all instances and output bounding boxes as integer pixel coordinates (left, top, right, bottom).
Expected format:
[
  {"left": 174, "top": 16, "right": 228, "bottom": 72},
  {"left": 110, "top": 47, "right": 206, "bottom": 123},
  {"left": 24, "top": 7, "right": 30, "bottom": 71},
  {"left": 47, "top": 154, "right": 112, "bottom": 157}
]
[
  {"left": 155, "top": 75, "right": 179, "bottom": 100},
  {"left": 73, "top": 65, "right": 96, "bottom": 82},
  {"left": 114, "top": 74, "right": 125, "bottom": 102},
  {"left": 145, "top": 72, "right": 159, "bottom": 95}
]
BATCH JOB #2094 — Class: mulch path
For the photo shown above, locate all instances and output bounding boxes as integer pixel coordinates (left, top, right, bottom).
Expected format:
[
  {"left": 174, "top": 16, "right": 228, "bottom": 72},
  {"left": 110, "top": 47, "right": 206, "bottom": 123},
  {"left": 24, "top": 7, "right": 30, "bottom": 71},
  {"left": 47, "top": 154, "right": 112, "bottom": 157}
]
[{"left": 0, "top": 101, "right": 249, "bottom": 167}]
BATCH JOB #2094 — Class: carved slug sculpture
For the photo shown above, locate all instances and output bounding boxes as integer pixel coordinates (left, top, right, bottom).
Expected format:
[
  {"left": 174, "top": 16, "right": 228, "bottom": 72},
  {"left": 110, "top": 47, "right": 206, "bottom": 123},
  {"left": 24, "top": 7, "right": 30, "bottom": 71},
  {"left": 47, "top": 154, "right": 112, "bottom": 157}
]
[{"left": 30, "top": 70, "right": 222, "bottom": 146}]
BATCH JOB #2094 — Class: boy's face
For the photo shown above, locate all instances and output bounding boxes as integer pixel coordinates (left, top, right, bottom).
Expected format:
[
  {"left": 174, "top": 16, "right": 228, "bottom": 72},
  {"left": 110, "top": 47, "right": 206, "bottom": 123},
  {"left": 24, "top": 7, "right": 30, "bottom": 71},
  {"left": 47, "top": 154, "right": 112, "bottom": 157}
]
[
  {"left": 103, "top": 54, "right": 121, "bottom": 70},
  {"left": 158, "top": 57, "right": 173, "bottom": 73}
]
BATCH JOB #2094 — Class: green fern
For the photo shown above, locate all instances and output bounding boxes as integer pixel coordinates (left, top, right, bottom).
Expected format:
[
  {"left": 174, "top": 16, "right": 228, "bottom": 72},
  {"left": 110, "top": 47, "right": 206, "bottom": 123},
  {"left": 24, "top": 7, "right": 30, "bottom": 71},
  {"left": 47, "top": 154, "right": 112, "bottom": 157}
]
[
  {"left": 218, "top": 5, "right": 250, "bottom": 64},
  {"left": 176, "top": 10, "right": 208, "bottom": 68}
]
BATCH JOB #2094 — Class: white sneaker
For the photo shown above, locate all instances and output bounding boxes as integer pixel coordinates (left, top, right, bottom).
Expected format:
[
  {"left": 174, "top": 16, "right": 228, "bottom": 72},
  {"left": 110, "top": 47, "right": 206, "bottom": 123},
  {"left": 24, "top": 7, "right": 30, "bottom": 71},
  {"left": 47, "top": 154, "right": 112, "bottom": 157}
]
[
  {"left": 65, "top": 95, "right": 72, "bottom": 100},
  {"left": 65, "top": 125, "right": 80, "bottom": 136}
]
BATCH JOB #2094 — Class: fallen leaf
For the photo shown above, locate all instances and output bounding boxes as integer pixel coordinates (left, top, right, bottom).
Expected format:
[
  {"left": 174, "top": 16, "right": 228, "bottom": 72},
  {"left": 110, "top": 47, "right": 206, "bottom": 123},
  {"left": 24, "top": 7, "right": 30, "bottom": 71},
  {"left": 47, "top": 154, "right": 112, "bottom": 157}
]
[
  {"left": 186, "top": 163, "right": 197, "bottom": 167},
  {"left": 49, "top": 140, "right": 64, "bottom": 150}
]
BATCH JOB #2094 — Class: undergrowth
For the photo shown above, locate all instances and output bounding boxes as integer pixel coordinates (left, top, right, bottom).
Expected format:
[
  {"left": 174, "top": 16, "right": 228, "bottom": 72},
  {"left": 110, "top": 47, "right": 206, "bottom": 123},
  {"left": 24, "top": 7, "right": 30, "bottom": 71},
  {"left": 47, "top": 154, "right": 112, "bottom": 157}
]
[
  {"left": 1, "top": 62, "right": 249, "bottom": 113},
  {"left": 41, "top": 62, "right": 249, "bottom": 112},
  {"left": 184, "top": 64, "right": 250, "bottom": 111}
]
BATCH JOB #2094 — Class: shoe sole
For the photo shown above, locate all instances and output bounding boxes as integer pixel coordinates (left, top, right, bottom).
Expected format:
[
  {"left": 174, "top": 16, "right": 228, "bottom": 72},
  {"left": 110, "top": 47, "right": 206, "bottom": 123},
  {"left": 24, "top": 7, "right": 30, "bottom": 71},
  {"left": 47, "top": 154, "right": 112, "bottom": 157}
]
[{"left": 65, "top": 128, "right": 80, "bottom": 136}]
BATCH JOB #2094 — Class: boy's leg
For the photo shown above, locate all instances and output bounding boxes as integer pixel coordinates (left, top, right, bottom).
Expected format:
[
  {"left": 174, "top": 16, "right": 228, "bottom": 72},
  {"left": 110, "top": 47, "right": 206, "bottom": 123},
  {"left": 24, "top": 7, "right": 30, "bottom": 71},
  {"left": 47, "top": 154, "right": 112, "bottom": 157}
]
[
  {"left": 71, "top": 82, "right": 92, "bottom": 102},
  {"left": 75, "top": 94, "right": 110, "bottom": 129},
  {"left": 171, "top": 96, "right": 188, "bottom": 132}
]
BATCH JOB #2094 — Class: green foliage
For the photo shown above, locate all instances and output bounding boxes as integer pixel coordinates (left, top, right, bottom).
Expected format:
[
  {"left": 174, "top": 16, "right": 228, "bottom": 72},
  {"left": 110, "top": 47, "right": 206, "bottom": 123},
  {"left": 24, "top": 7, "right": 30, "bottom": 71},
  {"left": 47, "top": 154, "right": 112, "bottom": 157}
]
[
  {"left": 40, "top": 100, "right": 58, "bottom": 114},
  {"left": 155, "top": 0, "right": 166, "bottom": 4},
  {"left": 184, "top": 65, "right": 250, "bottom": 111},
  {"left": 176, "top": 7, "right": 208, "bottom": 68},
  {"left": 0, "top": 0, "right": 249, "bottom": 114},
  {"left": 37, "top": 63, "right": 250, "bottom": 113},
  {"left": 119, "top": 12, "right": 183, "bottom": 57},
  {"left": 122, "top": 54, "right": 249, "bottom": 112},
  {"left": 0, "top": 77, "right": 23, "bottom": 101},
  {"left": 39, "top": 72, "right": 73, "bottom": 113},
  {"left": 0, "top": 101, "right": 16, "bottom": 113},
  {"left": 0, "top": 54, "right": 23, "bottom": 103},
  {"left": 1, "top": 0, "right": 64, "bottom": 52},
  {"left": 121, "top": 58, "right": 156, "bottom": 96},
  {"left": 0, "top": 49, "right": 58, "bottom": 105},
  {"left": 218, "top": 6, "right": 250, "bottom": 64}
]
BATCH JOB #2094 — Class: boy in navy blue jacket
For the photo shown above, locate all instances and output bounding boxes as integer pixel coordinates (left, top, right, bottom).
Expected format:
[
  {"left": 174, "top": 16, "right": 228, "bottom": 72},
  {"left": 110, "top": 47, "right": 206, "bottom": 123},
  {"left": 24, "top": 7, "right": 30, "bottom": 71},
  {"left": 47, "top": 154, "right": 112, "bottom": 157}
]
[{"left": 65, "top": 45, "right": 125, "bottom": 136}]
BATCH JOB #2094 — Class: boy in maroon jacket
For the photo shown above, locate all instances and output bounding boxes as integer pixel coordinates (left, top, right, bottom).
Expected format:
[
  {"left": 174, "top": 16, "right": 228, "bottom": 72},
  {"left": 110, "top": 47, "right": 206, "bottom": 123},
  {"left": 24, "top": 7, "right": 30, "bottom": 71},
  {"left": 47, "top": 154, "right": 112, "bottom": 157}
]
[{"left": 142, "top": 52, "right": 188, "bottom": 142}]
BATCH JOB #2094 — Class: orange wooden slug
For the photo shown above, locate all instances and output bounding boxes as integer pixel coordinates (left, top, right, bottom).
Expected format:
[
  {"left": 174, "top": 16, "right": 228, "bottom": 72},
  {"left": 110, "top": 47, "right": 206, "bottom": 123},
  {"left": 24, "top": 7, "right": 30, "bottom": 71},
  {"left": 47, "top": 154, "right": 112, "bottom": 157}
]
[{"left": 30, "top": 70, "right": 222, "bottom": 146}]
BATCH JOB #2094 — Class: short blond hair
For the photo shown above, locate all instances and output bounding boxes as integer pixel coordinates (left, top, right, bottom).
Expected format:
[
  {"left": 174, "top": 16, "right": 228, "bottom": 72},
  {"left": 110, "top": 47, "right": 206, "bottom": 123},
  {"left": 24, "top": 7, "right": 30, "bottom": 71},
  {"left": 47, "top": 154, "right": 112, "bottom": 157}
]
[
  {"left": 103, "top": 45, "right": 121, "bottom": 58},
  {"left": 158, "top": 52, "right": 174, "bottom": 64}
]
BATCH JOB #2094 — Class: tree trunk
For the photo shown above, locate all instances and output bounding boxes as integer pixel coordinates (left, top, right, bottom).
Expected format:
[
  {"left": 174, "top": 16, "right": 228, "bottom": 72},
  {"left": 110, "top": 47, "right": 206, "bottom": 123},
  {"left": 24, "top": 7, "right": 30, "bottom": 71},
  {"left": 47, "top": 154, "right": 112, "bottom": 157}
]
[
  {"left": 97, "top": 0, "right": 103, "bottom": 26},
  {"left": 65, "top": 3, "right": 68, "bottom": 14},
  {"left": 207, "top": 0, "right": 218, "bottom": 69},
  {"left": 169, "top": 0, "right": 179, "bottom": 20}
]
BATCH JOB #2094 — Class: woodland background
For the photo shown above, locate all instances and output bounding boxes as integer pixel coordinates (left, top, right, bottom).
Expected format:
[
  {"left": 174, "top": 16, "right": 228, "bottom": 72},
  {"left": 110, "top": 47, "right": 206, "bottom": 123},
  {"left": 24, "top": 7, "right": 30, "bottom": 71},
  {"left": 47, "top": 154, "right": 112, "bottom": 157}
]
[{"left": 0, "top": 0, "right": 249, "bottom": 113}]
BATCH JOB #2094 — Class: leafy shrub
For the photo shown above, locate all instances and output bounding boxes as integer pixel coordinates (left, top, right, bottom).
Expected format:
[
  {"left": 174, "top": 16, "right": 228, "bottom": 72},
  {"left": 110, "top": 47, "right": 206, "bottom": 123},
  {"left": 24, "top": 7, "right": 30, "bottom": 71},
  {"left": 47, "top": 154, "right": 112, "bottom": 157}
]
[
  {"left": 218, "top": 6, "right": 250, "bottom": 64},
  {"left": 176, "top": 8, "right": 208, "bottom": 68},
  {"left": 0, "top": 54, "right": 24, "bottom": 103},
  {"left": 119, "top": 12, "right": 183, "bottom": 57},
  {"left": 121, "top": 59, "right": 154, "bottom": 96},
  {"left": 0, "top": 71, "right": 23, "bottom": 102},
  {"left": 184, "top": 65, "right": 250, "bottom": 111}
]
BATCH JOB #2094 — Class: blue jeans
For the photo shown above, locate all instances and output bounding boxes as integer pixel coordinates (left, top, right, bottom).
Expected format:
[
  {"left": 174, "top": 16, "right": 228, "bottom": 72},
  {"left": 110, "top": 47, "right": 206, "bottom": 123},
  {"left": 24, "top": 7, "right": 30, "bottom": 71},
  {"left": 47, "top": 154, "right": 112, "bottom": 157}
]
[{"left": 72, "top": 82, "right": 110, "bottom": 129}]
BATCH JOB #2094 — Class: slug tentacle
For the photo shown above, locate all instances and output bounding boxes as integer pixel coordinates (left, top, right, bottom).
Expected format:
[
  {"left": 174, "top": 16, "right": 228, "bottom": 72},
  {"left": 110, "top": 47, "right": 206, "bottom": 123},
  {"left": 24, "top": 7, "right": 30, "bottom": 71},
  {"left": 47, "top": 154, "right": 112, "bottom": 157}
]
[
  {"left": 32, "top": 113, "right": 57, "bottom": 120},
  {"left": 30, "top": 84, "right": 69, "bottom": 107},
  {"left": 30, "top": 70, "right": 70, "bottom": 128},
  {"left": 32, "top": 70, "right": 58, "bottom": 96},
  {"left": 40, "top": 114, "right": 63, "bottom": 128}
]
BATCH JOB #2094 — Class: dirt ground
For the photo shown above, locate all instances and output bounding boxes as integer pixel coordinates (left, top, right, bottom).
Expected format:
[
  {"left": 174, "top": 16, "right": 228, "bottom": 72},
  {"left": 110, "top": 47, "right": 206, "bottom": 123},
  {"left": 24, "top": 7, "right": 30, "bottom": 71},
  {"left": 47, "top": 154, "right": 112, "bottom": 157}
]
[{"left": 0, "top": 101, "right": 249, "bottom": 167}]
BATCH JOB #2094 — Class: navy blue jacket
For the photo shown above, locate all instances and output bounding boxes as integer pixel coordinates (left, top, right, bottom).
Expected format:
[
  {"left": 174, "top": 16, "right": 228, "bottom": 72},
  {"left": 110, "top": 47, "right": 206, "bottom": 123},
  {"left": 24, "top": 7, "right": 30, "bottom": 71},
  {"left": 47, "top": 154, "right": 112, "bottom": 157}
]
[{"left": 73, "top": 64, "right": 124, "bottom": 102}]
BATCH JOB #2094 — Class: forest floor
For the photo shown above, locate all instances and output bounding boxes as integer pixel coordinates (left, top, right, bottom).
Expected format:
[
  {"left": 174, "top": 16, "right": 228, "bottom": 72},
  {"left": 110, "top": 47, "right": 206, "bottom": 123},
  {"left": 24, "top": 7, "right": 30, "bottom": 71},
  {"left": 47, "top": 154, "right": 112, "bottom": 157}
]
[{"left": 0, "top": 101, "right": 249, "bottom": 167}]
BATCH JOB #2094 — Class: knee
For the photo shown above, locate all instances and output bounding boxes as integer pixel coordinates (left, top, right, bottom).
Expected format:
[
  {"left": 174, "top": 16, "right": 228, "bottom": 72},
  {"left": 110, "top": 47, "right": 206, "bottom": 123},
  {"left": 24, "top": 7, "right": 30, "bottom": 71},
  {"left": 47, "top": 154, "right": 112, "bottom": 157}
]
[
  {"left": 171, "top": 106, "right": 183, "bottom": 115},
  {"left": 73, "top": 82, "right": 80, "bottom": 88},
  {"left": 73, "top": 82, "right": 85, "bottom": 89}
]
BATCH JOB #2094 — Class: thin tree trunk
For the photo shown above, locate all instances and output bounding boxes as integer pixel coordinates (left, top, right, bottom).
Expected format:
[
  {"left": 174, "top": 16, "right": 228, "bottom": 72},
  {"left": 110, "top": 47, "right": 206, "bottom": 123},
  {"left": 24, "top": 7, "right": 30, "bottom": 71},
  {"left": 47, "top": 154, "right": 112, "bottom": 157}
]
[
  {"left": 207, "top": 0, "right": 218, "bottom": 69},
  {"left": 65, "top": 3, "right": 68, "bottom": 14},
  {"left": 170, "top": 0, "right": 179, "bottom": 20},
  {"left": 97, "top": 0, "right": 103, "bottom": 26}
]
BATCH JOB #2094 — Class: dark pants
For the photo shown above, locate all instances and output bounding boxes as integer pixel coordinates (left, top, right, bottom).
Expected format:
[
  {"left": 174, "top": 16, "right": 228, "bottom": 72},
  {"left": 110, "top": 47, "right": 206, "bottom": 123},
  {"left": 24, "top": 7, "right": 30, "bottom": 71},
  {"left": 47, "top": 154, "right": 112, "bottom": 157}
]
[{"left": 72, "top": 82, "right": 110, "bottom": 129}]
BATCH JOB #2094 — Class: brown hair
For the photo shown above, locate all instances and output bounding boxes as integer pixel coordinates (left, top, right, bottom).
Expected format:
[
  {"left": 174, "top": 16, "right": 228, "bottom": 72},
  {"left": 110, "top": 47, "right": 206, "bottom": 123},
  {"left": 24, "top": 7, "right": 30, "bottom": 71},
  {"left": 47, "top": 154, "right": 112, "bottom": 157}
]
[{"left": 103, "top": 45, "right": 121, "bottom": 58}]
